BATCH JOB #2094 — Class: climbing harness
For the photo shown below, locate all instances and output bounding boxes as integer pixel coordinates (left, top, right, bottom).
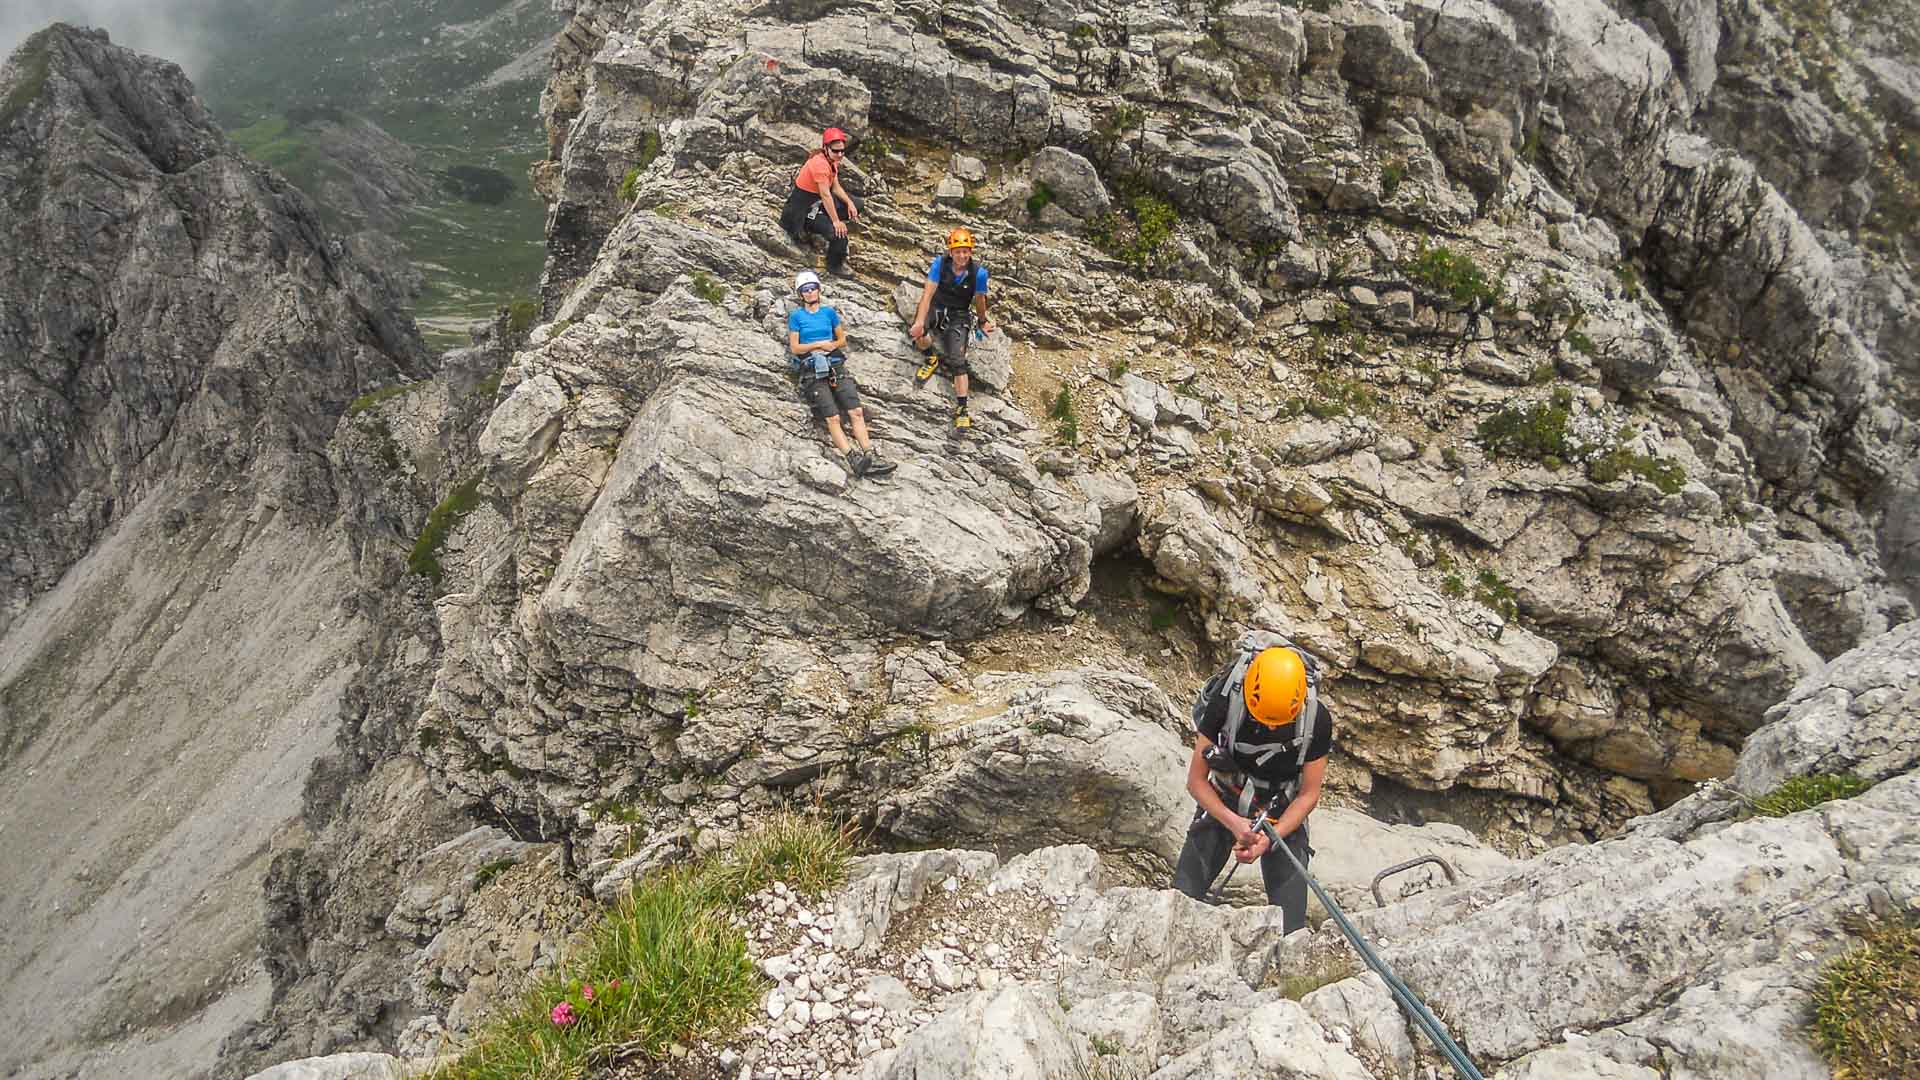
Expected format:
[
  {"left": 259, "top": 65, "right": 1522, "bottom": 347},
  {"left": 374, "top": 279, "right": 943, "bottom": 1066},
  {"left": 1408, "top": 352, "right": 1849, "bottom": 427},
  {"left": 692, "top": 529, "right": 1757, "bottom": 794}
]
[
  {"left": 1259, "top": 817, "right": 1486, "bottom": 1080},
  {"left": 1198, "top": 630, "right": 1321, "bottom": 817}
]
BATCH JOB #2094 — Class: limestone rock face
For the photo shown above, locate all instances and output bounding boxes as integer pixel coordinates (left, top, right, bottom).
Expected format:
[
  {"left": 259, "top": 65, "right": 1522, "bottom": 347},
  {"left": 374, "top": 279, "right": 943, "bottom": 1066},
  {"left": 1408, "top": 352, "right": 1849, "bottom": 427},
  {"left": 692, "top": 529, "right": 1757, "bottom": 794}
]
[
  {"left": 0, "top": 24, "right": 437, "bottom": 1080},
  {"left": 0, "top": 25, "right": 423, "bottom": 638}
]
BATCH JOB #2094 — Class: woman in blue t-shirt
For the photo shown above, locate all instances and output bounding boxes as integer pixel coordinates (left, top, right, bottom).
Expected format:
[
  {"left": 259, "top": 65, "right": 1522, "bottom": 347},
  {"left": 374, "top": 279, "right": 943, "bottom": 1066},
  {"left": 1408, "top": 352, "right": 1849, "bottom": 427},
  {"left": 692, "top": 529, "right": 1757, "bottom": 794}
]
[{"left": 787, "top": 270, "right": 896, "bottom": 477}]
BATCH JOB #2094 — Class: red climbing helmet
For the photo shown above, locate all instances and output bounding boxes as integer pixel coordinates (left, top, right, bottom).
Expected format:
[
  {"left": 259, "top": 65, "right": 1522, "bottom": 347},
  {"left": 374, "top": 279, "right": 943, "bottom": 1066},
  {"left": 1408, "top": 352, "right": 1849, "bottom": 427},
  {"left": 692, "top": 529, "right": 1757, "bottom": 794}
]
[{"left": 821, "top": 127, "right": 850, "bottom": 149}]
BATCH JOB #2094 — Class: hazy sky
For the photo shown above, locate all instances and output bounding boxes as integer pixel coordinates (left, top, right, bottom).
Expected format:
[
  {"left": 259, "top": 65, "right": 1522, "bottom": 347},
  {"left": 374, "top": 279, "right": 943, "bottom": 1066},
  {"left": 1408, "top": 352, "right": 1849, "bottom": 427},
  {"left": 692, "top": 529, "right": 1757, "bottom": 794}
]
[{"left": 3, "top": 1, "right": 226, "bottom": 76}]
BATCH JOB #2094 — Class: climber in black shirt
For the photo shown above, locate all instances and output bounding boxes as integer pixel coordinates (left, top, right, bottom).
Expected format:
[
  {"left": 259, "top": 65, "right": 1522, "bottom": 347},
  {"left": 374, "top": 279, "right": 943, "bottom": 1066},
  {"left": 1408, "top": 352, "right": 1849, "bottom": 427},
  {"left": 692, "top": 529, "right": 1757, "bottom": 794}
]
[{"left": 1171, "top": 638, "right": 1334, "bottom": 933}]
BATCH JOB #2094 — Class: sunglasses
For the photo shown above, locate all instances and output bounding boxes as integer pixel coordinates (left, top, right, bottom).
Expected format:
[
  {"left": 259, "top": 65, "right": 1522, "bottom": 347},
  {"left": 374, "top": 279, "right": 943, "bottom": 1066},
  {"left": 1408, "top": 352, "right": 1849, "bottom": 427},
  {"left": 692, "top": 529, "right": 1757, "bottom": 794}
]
[
  {"left": 827, "top": 144, "right": 847, "bottom": 154},
  {"left": 799, "top": 284, "right": 820, "bottom": 293}
]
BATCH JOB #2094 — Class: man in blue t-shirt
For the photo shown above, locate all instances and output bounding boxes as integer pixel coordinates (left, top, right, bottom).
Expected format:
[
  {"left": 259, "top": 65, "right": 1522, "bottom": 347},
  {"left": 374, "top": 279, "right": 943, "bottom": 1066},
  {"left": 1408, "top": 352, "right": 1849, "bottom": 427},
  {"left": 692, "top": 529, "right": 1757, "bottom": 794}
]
[
  {"left": 909, "top": 227, "right": 996, "bottom": 431},
  {"left": 787, "top": 270, "right": 896, "bottom": 477}
]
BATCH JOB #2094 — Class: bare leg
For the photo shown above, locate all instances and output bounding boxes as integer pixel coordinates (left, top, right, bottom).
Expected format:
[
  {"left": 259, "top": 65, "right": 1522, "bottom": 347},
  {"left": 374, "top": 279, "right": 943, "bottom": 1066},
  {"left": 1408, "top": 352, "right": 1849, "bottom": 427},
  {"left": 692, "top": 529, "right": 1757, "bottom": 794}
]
[
  {"left": 954, "top": 373, "right": 970, "bottom": 399},
  {"left": 848, "top": 408, "right": 874, "bottom": 451},
  {"left": 824, "top": 415, "right": 851, "bottom": 454}
]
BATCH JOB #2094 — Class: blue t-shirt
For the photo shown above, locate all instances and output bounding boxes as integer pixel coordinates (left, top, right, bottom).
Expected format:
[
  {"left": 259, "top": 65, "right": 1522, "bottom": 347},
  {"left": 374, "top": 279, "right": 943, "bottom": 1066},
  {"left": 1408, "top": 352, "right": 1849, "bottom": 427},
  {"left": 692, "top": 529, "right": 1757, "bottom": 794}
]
[
  {"left": 928, "top": 257, "right": 988, "bottom": 293},
  {"left": 788, "top": 303, "right": 841, "bottom": 345}
]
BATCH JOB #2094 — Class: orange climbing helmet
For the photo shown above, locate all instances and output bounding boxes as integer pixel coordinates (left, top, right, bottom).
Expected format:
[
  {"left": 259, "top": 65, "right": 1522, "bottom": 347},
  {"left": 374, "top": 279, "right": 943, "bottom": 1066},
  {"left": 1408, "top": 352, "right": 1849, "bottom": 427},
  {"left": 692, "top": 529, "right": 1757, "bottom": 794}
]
[
  {"left": 1243, "top": 647, "right": 1308, "bottom": 727},
  {"left": 946, "top": 226, "right": 976, "bottom": 250},
  {"left": 821, "top": 127, "right": 850, "bottom": 148}
]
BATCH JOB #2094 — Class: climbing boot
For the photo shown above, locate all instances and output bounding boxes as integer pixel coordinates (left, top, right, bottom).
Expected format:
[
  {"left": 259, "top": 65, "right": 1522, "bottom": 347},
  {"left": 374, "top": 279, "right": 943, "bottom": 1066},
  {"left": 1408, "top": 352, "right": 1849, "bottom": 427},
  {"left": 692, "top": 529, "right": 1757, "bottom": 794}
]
[
  {"left": 847, "top": 448, "right": 872, "bottom": 476},
  {"left": 863, "top": 451, "right": 898, "bottom": 476},
  {"left": 913, "top": 350, "right": 940, "bottom": 386},
  {"left": 953, "top": 406, "right": 972, "bottom": 431}
]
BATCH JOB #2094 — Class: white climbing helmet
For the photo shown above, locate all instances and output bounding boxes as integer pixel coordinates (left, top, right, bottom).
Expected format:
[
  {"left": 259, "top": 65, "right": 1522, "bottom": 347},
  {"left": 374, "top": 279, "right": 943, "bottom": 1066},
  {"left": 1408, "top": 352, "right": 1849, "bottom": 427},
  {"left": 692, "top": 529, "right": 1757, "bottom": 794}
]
[{"left": 794, "top": 270, "right": 822, "bottom": 294}]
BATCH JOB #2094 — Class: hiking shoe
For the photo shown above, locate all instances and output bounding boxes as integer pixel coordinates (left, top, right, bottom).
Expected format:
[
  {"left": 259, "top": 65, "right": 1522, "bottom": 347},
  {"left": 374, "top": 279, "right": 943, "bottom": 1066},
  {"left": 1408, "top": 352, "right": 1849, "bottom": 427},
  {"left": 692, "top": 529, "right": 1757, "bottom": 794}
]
[
  {"left": 863, "top": 451, "right": 898, "bottom": 476},
  {"left": 914, "top": 352, "right": 939, "bottom": 384},
  {"left": 847, "top": 449, "right": 872, "bottom": 476},
  {"left": 953, "top": 408, "right": 972, "bottom": 431},
  {"left": 827, "top": 263, "right": 853, "bottom": 278}
]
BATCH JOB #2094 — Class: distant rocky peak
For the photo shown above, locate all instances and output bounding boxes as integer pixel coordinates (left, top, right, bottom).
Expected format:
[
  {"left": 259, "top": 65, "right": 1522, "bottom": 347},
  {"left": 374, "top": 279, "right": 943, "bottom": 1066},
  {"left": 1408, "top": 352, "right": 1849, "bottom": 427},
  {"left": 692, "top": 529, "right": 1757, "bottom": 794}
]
[
  {"left": 2, "top": 24, "right": 223, "bottom": 174},
  {"left": 0, "top": 22, "right": 424, "bottom": 637}
]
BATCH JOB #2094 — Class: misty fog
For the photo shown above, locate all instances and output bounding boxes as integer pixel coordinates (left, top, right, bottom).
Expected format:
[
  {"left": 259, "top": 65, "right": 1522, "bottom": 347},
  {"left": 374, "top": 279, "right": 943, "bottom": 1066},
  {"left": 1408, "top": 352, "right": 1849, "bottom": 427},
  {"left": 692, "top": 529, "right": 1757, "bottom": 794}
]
[{"left": 3, "top": 0, "right": 226, "bottom": 75}]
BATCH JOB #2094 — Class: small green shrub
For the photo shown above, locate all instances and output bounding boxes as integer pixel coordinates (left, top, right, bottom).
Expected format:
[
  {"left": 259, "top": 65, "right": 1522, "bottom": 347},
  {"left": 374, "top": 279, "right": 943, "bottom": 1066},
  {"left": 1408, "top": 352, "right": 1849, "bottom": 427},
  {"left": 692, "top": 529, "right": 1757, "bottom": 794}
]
[
  {"left": 1026, "top": 180, "right": 1056, "bottom": 217},
  {"left": 476, "top": 367, "right": 505, "bottom": 400},
  {"left": 1750, "top": 774, "right": 1873, "bottom": 818},
  {"left": 1565, "top": 328, "right": 1597, "bottom": 356},
  {"left": 959, "top": 192, "right": 983, "bottom": 213},
  {"left": 1473, "top": 569, "right": 1519, "bottom": 622},
  {"left": 1441, "top": 445, "right": 1462, "bottom": 469},
  {"left": 637, "top": 128, "right": 663, "bottom": 170},
  {"left": 1307, "top": 373, "right": 1378, "bottom": 418},
  {"left": 1588, "top": 447, "right": 1686, "bottom": 494},
  {"left": 618, "top": 165, "right": 641, "bottom": 203},
  {"left": 1089, "top": 186, "right": 1180, "bottom": 275},
  {"left": 1441, "top": 573, "right": 1465, "bottom": 597},
  {"left": 1050, "top": 386, "right": 1080, "bottom": 444},
  {"left": 472, "top": 858, "right": 517, "bottom": 891},
  {"left": 1528, "top": 362, "right": 1556, "bottom": 385},
  {"left": 1149, "top": 598, "right": 1182, "bottom": 629},
  {"left": 408, "top": 475, "right": 483, "bottom": 582},
  {"left": 1107, "top": 356, "right": 1130, "bottom": 380},
  {"left": 1380, "top": 160, "right": 1405, "bottom": 199},
  {"left": 1403, "top": 243, "right": 1503, "bottom": 308},
  {"left": 347, "top": 383, "right": 410, "bottom": 416},
  {"left": 503, "top": 298, "right": 540, "bottom": 337},
  {"left": 1476, "top": 388, "right": 1573, "bottom": 460},
  {"left": 1809, "top": 915, "right": 1920, "bottom": 1078},
  {"left": 690, "top": 271, "right": 727, "bottom": 306}
]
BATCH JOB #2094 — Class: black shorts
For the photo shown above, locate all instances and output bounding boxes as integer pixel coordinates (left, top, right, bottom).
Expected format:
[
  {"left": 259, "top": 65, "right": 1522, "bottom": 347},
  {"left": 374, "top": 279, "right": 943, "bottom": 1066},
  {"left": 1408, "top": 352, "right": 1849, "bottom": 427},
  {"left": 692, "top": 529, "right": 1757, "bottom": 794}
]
[
  {"left": 800, "top": 371, "right": 861, "bottom": 420},
  {"left": 930, "top": 311, "right": 972, "bottom": 376}
]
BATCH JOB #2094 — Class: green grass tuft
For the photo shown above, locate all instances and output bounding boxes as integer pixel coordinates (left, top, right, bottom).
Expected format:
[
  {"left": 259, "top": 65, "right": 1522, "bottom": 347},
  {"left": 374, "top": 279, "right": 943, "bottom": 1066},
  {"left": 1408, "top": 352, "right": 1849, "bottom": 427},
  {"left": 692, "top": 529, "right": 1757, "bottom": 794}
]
[
  {"left": 1403, "top": 243, "right": 1503, "bottom": 308},
  {"left": 618, "top": 166, "right": 641, "bottom": 204},
  {"left": 504, "top": 298, "right": 541, "bottom": 337},
  {"left": 1477, "top": 388, "right": 1573, "bottom": 460},
  {"left": 1588, "top": 446, "right": 1686, "bottom": 495},
  {"left": 3, "top": 35, "right": 54, "bottom": 126},
  {"left": 1087, "top": 187, "right": 1179, "bottom": 276},
  {"left": 1049, "top": 386, "right": 1080, "bottom": 444},
  {"left": 347, "top": 383, "right": 411, "bottom": 416},
  {"left": 1810, "top": 915, "right": 1920, "bottom": 1079},
  {"left": 1750, "top": 774, "right": 1873, "bottom": 818},
  {"left": 1379, "top": 160, "right": 1405, "bottom": 200},
  {"left": 690, "top": 271, "right": 727, "bottom": 307},
  {"left": 1026, "top": 180, "right": 1056, "bottom": 217},
  {"left": 409, "top": 475, "right": 483, "bottom": 583},
  {"left": 472, "top": 858, "right": 518, "bottom": 891},
  {"left": 429, "top": 814, "right": 851, "bottom": 1079}
]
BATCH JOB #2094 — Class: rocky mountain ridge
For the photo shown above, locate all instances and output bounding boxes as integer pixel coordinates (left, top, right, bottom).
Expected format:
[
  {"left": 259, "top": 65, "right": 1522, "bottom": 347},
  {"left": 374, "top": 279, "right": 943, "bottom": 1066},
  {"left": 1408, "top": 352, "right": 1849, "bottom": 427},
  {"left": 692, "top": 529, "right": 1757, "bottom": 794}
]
[
  {"left": 224, "top": 0, "right": 1920, "bottom": 1070},
  {"left": 0, "top": 24, "right": 451, "bottom": 1079},
  {"left": 257, "top": 617, "right": 1918, "bottom": 1080}
]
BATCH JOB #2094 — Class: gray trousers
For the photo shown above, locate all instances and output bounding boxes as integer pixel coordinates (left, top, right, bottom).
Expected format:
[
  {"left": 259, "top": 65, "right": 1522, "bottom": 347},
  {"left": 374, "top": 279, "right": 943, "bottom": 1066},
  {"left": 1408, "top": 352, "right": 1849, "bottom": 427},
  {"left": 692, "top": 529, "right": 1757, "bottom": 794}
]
[{"left": 1171, "top": 814, "right": 1311, "bottom": 933}]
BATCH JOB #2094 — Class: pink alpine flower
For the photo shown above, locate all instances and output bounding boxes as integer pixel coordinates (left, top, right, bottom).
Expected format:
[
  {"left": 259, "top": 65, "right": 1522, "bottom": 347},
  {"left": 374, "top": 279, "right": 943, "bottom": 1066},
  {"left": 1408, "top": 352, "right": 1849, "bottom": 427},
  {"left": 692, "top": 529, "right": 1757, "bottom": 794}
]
[
  {"left": 581, "top": 984, "right": 595, "bottom": 1002},
  {"left": 551, "top": 1001, "right": 578, "bottom": 1027}
]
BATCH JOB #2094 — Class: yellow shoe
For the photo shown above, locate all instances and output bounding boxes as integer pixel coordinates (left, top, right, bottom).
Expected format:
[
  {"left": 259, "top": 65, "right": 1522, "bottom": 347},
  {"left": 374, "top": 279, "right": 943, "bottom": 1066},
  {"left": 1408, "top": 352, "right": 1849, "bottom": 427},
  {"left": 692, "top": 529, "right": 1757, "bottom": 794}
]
[
  {"left": 914, "top": 353, "right": 939, "bottom": 384},
  {"left": 954, "top": 409, "right": 972, "bottom": 430}
]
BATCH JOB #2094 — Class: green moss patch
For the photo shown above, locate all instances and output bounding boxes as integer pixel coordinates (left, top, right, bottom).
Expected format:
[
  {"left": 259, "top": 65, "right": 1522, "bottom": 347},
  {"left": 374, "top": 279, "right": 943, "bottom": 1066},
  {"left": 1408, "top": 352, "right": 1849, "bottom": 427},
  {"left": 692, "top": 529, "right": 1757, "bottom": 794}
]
[{"left": 408, "top": 475, "right": 483, "bottom": 583}]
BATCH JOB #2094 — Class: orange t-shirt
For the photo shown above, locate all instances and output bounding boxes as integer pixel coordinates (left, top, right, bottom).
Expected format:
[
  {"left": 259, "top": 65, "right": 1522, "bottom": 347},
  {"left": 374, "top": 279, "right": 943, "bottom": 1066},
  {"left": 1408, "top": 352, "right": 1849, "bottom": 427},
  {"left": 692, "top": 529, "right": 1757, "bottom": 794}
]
[{"left": 795, "top": 152, "right": 838, "bottom": 196}]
